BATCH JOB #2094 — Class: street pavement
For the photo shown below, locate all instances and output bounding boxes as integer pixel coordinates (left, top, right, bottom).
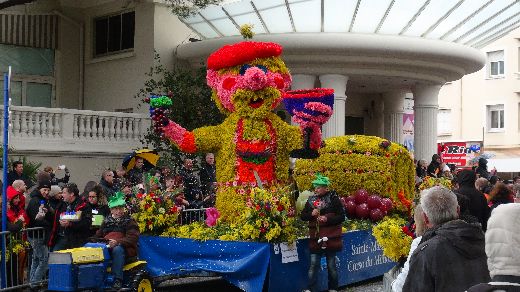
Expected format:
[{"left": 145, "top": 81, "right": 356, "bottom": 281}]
[{"left": 156, "top": 276, "right": 383, "bottom": 291}]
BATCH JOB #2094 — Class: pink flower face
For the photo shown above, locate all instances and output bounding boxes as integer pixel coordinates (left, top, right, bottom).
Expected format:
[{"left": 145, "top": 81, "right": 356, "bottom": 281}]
[{"left": 206, "top": 64, "right": 292, "bottom": 114}]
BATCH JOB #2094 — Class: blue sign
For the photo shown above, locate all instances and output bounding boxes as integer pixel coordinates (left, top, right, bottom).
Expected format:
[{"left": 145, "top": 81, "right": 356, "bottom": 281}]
[
  {"left": 268, "top": 230, "right": 395, "bottom": 291},
  {"left": 139, "top": 230, "right": 394, "bottom": 292}
]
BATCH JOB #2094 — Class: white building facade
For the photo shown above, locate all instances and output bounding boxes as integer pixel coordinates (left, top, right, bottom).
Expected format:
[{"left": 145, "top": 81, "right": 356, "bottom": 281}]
[{"left": 0, "top": 0, "right": 519, "bottom": 184}]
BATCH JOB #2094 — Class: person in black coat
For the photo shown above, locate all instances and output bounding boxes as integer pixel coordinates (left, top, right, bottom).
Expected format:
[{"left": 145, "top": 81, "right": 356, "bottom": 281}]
[
  {"left": 86, "top": 185, "right": 110, "bottom": 237},
  {"left": 301, "top": 175, "right": 345, "bottom": 292},
  {"left": 475, "top": 157, "right": 490, "bottom": 179},
  {"left": 456, "top": 170, "right": 491, "bottom": 231},
  {"left": 416, "top": 159, "right": 427, "bottom": 178},
  {"left": 25, "top": 180, "right": 54, "bottom": 286},
  {"left": 52, "top": 183, "right": 92, "bottom": 251},
  {"left": 403, "top": 186, "right": 490, "bottom": 292},
  {"left": 427, "top": 154, "right": 441, "bottom": 177},
  {"left": 199, "top": 153, "right": 216, "bottom": 197},
  {"left": 7, "top": 161, "right": 32, "bottom": 188}
]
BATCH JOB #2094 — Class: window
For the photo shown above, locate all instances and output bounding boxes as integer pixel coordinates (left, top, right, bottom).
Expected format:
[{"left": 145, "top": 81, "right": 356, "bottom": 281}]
[
  {"left": 487, "top": 104, "right": 504, "bottom": 131},
  {"left": 487, "top": 50, "right": 504, "bottom": 77},
  {"left": 0, "top": 44, "right": 54, "bottom": 107},
  {"left": 437, "top": 109, "right": 452, "bottom": 135},
  {"left": 94, "top": 11, "right": 135, "bottom": 57}
]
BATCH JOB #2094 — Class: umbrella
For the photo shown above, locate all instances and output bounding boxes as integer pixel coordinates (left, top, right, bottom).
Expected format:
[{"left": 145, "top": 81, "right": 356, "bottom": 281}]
[{"left": 122, "top": 149, "right": 160, "bottom": 172}]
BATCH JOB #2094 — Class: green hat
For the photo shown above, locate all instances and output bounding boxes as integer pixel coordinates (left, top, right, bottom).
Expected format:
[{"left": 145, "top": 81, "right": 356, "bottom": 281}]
[
  {"left": 108, "top": 192, "right": 126, "bottom": 209},
  {"left": 312, "top": 174, "right": 330, "bottom": 187}
]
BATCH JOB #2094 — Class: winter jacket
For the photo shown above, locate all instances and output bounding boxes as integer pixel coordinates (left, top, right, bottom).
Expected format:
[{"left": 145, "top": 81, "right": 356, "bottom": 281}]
[
  {"left": 87, "top": 202, "right": 110, "bottom": 237},
  {"left": 301, "top": 191, "right": 345, "bottom": 253},
  {"left": 26, "top": 192, "right": 55, "bottom": 242},
  {"left": 403, "top": 220, "right": 490, "bottom": 292},
  {"left": 57, "top": 197, "right": 92, "bottom": 249},
  {"left": 126, "top": 167, "right": 144, "bottom": 186},
  {"left": 427, "top": 154, "right": 441, "bottom": 177},
  {"left": 179, "top": 167, "right": 202, "bottom": 202},
  {"left": 7, "top": 171, "right": 32, "bottom": 188},
  {"left": 467, "top": 275, "right": 520, "bottom": 292},
  {"left": 486, "top": 204, "right": 520, "bottom": 279},
  {"left": 457, "top": 170, "right": 490, "bottom": 231},
  {"left": 99, "top": 178, "right": 118, "bottom": 199},
  {"left": 6, "top": 186, "right": 29, "bottom": 227},
  {"left": 475, "top": 158, "right": 490, "bottom": 180},
  {"left": 467, "top": 204, "right": 520, "bottom": 292},
  {"left": 199, "top": 163, "right": 216, "bottom": 195},
  {"left": 95, "top": 214, "right": 139, "bottom": 257}
]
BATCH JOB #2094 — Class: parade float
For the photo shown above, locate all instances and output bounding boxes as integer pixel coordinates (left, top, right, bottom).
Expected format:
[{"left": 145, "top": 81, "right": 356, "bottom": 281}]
[{"left": 137, "top": 29, "right": 415, "bottom": 291}]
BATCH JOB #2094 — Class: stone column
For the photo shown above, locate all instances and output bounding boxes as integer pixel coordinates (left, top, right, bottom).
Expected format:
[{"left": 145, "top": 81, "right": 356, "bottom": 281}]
[
  {"left": 319, "top": 74, "right": 348, "bottom": 138},
  {"left": 413, "top": 84, "right": 442, "bottom": 161},
  {"left": 290, "top": 74, "right": 316, "bottom": 125},
  {"left": 383, "top": 90, "right": 406, "bottom": 144}
]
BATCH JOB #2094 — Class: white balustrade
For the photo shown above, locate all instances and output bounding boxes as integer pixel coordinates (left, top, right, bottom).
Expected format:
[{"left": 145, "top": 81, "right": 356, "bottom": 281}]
[{"left": 0, "top": 106, "right": 150, "bottom": 154}]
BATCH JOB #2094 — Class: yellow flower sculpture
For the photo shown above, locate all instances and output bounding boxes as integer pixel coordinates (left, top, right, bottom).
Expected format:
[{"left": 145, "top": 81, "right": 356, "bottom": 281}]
[{"left": 292, "top": 135, "right": 415, "bottom": 211}]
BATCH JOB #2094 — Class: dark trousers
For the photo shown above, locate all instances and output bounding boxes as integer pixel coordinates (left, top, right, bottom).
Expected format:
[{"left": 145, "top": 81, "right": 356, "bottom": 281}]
[{"left": 308, "top": 251, "right": 338, "bottom": 292}]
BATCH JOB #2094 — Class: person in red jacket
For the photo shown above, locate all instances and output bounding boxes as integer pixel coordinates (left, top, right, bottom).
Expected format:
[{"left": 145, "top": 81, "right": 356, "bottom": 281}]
[{"left": 6, "top": 185, "right": 29, "bottom": 227}]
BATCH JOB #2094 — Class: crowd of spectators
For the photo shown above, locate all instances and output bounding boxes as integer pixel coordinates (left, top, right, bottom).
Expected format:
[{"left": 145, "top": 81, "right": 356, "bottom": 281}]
[{"left": 0, "top": 153, "right": 217, "bottom": 290}]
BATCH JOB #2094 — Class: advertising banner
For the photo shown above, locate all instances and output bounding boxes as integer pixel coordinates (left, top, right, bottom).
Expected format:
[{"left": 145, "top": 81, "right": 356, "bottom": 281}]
[{"left": 438, "top": 141, "right": 482, "bottom": 168}]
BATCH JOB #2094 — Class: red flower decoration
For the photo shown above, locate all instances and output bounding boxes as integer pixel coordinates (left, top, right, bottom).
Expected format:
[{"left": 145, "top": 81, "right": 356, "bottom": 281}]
[
  {"left": 277, "top": 204, "right": 284, "bottom": 212},
  {"left": 169, "top": 206, "right": 178, "bottom": 213},
  {"left": 260, "top": 227, "right": 267, "bottom": 233},
  {"left": 207, "top": 41, "right": 283, "bottom": 70},
  {"left": 144, "top": 203, "right": 151, "bottom": 210},
  {"left": 313, "top": 200, "right": 321, "bottom": 208}
]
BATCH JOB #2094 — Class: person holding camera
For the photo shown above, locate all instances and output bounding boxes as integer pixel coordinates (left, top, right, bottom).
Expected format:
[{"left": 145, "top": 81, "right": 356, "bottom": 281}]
[{"left": 44, "top": 165, "right": 70, "bottom": 186}]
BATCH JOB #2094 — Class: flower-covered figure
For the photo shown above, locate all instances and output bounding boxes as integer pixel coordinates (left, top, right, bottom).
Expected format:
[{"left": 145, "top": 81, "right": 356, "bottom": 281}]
[{"left": 148, "top": 41, "right": 334, "bottom": 220}]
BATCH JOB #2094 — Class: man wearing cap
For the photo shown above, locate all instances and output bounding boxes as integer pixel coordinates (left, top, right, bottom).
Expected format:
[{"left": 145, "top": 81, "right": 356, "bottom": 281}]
[
  {"left": 95, "top": 192, "right": 139, "bottom": 290},
  {"left": 301, "top": 175, "right": 345, "bottom": 292},
  {"left": 26, "top": 180, "right": 54, "bottom": 289}
]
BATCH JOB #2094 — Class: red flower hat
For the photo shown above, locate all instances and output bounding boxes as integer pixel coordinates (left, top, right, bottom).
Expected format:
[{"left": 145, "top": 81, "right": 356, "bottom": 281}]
[{"left": 207, "top": 41, "right": 283, "bottom": 70}]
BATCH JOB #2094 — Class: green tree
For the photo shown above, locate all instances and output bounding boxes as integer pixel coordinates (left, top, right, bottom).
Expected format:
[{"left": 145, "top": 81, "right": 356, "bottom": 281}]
[
  {"left": 166, "top": 0, "right": 224, "bottom": 18},
  {"left": 135, "top": 53, "right": 224, "bottom": 171}
]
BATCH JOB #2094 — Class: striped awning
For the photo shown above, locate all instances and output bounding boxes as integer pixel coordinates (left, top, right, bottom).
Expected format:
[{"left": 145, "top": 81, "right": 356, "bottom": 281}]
[{"left": 0, "top": 13, "right": 59, "bottom": 49}]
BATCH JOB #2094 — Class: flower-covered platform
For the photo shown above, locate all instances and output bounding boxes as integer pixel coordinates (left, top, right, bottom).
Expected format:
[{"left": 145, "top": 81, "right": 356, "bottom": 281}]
[{"left": 138, "top": 230, "right": 394, "bottom": 292}]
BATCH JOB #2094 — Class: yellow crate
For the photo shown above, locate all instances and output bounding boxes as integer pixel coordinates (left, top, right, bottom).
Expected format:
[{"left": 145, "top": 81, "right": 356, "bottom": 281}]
[{"left": 57, "top": 247, "right": 105, "bottom": 264}]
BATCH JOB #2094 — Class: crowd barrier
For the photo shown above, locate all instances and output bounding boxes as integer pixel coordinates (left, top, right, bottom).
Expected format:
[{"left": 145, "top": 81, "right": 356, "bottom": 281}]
[{"left": 0, "top": 227, "right": 46, "bottom": 291}]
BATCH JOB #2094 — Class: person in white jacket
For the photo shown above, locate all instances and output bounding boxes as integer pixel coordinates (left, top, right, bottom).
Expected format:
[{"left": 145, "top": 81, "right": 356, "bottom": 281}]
[
  {"left": 467, "top": 203, "right": 520, "bottom": 291},
  {"left": 391, "top": 203, "right": 426, "bottom": 292}
]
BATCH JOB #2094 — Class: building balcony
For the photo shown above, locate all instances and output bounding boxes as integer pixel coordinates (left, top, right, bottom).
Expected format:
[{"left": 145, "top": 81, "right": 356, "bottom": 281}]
[{"left": 1, "top": 106, "right": 150, "bottom": 155}]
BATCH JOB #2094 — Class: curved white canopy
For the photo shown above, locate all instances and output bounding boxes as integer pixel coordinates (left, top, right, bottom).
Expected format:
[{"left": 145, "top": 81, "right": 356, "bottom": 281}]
[{"left": 181, "top": 0, "right": 520, "bottom": 48}]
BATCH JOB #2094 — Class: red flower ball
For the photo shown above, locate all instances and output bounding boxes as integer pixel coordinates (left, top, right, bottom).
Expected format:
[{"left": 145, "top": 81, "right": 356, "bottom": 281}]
[
  {"left": 354, "top": 189, "right": 369, "bottom": 204},
  {"left": 369, "top": 208, "right": 384, "bottom": 222},
  {"left": 355, "top": 203, "right": 370, "bottom": 219},
  {"left": 381, "top": 198, "right": 393, "bottom": 212},
  {"left": 367, "top": 195, "right": 382, "bottom": 209},
  {"left": 345, "top": 200, "right": 357, "bottom": 217}
]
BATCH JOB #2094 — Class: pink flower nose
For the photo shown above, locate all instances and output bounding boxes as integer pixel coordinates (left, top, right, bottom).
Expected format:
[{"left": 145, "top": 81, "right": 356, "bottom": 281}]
[{"left": 243, "top": 67, "right": 268, "bottom": 91}]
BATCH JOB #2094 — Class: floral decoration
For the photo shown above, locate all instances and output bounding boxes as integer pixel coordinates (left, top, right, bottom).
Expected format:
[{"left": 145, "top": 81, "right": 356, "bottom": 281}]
[
  {"left": 293, "top": 135, "right": 415, "bottom": 211},
  {"left": 418, "top": 176, "right": 452, "bottom": 192},
  {"left": 372, "top": 216, "right": 412, "bottom": 262},
  {"left": 240, "top": 24, "right": 255, "bottom": 39},
  {"left": 207, "top": 42, "right": 283, "bottom": 71},
  {"left": 133, "top": 192, "right": 179, "bottom": 235},
  {"left": 162, "top": 184, "right": 298, "bottom": 243}
]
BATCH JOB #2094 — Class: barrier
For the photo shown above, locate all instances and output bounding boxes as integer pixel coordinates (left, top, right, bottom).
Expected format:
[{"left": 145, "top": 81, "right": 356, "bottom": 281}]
[
  {"left": 139, "top": 230, "right": 395, "bottom": 292},
  {"left": 0, "top": 227, "right": 46, "bottom": 291},
  {"left": 179, "top": 208, "right": 207, "bottom": 225}
]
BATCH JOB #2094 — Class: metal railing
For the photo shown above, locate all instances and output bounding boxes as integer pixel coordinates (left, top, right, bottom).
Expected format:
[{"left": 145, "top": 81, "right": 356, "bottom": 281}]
[
  {"left": 179, "top": 208, "right": 208, "bottom": 225},
  {"left": 0, "top": 227, "right": 46, "bottom": 291}
]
